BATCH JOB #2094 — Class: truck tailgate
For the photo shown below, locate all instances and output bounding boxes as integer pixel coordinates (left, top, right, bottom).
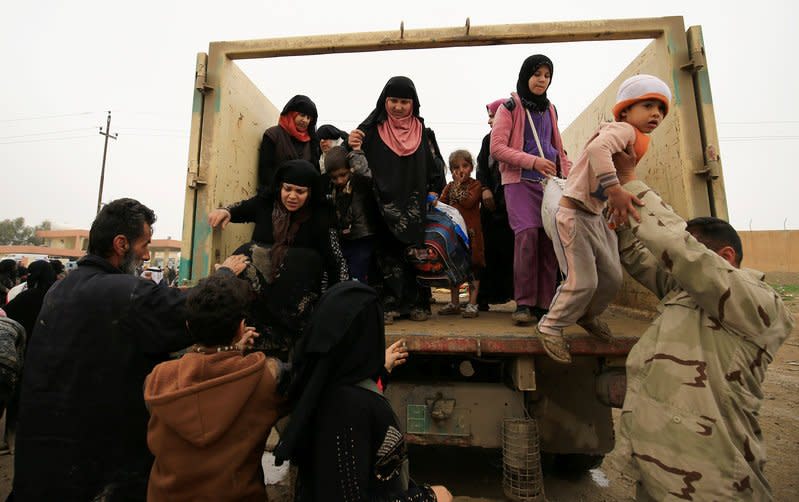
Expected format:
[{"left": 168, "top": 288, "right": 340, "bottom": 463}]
[{"left": 385, "top": 308, "right": 650, "bottom": 356}]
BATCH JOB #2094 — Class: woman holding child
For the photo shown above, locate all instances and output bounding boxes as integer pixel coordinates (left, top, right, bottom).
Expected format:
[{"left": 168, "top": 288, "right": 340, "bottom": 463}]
[
  {"left": 491, "top": 55, "right": 571, "bottom": 325},
  {"left": 207, "top": 159, "right": 348, "bottom": 356},
  {"left": 349, "top": 76, "right": 444, "bottom": 324}
]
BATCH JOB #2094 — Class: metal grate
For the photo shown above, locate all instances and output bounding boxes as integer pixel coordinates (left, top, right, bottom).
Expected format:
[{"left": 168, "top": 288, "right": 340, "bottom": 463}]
[{"left": 502, "top": 418, "right": 546, "bottom": 501}]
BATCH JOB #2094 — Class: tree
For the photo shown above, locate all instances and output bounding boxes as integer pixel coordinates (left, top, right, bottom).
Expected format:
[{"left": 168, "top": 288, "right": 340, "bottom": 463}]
[{"left": 0, "top": 218, "right": 52, "bottom": 246}]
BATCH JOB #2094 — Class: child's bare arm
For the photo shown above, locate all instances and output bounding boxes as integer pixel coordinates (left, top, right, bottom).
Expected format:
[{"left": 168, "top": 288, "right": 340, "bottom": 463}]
[{"left": 606, "top": 184, "right": 643, "bottom": 227}]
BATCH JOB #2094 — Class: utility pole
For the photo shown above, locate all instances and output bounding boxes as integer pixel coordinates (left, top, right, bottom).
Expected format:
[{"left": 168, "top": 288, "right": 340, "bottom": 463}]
[{"left": 96, "top": 110, "right": 118, "bottom": 214}]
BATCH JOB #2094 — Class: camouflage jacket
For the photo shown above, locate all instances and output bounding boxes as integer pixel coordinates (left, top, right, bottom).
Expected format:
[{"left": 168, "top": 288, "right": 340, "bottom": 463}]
[{"left": 616, "top": 180, "right": 794, "bottom": 501}]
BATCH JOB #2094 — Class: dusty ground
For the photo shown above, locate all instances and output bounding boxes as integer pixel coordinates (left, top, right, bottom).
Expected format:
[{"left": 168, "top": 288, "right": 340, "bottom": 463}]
[{"left": 2, "top": 293, "right": 797, "bottom": 501}]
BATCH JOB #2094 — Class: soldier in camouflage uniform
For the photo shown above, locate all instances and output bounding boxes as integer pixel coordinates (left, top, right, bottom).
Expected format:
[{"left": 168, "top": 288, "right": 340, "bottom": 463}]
[{"left": 612, "top": 169, "right": 794, "bottom": 500}]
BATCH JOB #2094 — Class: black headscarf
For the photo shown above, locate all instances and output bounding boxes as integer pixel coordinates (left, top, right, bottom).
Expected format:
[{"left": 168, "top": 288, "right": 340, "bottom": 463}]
[
  {"left": 358, "top": 76, "right": 423, "bottom": 131},
  {"left": 0, "top": 259, "right": 17, "bottom": 285},
  {"left": 274, "top": 281, "right": 384, "bottom": 464},
  {"left": 316, "top": 124, "right": 349, "bottom": 142},
  {"left": 516, "top": 54, "right": 554, "bottom": 112},
  {"left": 25, "top": 260, "right": 56, "bottom": 291},
  {"left": 270, "top": 160, "right": 321, "bottom": 280},
  {"left": 273, "top": 159, "right": 320, "bottom": 196},
  {"left": 3, "top": 260, "right": 57, "bottom": 337},
  {"left": 281, "top": 95, "right": 319, "bottom": 137},
  {"left": 353, "top": 76, "right": 438, "bottom": 244}
]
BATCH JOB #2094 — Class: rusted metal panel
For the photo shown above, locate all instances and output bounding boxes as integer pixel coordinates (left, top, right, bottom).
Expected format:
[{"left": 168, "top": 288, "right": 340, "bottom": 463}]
[
  {"left": 385, "top": 382, "right": 526, "bottom": 449},
  {"left": 184, "top": 51, "right": 280, "bottom": 279},
  {"left": 179, "top": 53, "right": 208, "bottom": 282}
]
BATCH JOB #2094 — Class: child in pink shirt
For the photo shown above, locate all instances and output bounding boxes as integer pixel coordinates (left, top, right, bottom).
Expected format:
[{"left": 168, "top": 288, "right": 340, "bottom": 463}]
[{"left": 537, "top": 74, "right": 672, "bottom": 364}]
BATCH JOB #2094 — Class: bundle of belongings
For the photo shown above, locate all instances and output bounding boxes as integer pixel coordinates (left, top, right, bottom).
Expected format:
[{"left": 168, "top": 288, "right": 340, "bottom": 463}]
[{"left": 407, "top": 202, "right": 471, "bottom": 288}]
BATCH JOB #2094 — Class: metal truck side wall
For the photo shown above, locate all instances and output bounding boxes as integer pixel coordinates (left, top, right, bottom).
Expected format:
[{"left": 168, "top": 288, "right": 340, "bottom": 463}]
[
  {"left": 561, "top": 22, "right": 724, "bottom": 310},
  {"left": 182, "top": 52, "right": 279, "bottom": 280}
]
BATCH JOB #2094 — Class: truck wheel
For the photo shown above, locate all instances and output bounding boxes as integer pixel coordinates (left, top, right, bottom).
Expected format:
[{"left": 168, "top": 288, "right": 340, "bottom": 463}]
[{"left": 542, "top": 453, "right": 604, "bottom": 475}]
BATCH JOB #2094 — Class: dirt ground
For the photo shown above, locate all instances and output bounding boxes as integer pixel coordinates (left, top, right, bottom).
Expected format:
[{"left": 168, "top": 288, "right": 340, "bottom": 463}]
[{"left": 2, "top": 295, "right": 797, "bottom": 501}]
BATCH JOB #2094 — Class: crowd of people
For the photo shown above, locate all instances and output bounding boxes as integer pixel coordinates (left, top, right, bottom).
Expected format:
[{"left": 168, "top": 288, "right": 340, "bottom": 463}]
[{"left": 0, "top": 51, "right": 794, "bottom": 502}]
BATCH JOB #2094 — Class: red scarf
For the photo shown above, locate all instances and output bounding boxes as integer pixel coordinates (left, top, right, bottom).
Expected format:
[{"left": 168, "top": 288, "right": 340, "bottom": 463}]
[
  {"left": 279, "top": 112, "right": 311, "bottom": 142},
  {"left": 377, "top": 107, "right": 422, "bottom": 157}
]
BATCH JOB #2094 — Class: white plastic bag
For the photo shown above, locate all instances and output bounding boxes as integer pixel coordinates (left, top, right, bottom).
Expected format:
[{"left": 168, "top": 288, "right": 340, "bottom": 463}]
[
  {"left": 541, "top": 177, "right": 566, "bottom": 241},
  {"left": 431, "top": 201, "right": 470, "bottom": 249}
]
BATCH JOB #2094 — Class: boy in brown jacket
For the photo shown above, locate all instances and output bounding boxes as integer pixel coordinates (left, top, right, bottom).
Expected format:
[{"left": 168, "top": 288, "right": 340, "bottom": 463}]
[{"left": 144, "top": 272, "right": 284, "bottom": 501}]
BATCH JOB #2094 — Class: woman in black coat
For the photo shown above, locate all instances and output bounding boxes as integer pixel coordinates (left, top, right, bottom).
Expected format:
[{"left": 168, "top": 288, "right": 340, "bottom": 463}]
[
  {"left": 348, "top": 76, "right": 444, "bottom": 323},
  {"left": 259, "top": 95, "right": 321, "bottom": 194},
  {"left": 208, "top": 160, "right": 348, "bottom": 356},
  {"left": 275, "top": 281, "right": 452, "bottom": 502}
]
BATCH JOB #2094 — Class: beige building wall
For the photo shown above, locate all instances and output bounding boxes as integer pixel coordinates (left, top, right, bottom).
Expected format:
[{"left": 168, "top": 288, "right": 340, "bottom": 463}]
[{"left": 739, "top": 230, "right": 799, "bottom": 274}]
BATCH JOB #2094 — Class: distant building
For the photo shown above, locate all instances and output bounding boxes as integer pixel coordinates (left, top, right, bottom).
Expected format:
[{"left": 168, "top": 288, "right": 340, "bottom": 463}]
[
  {"left": 149, "top": 239, "right": 182, "bottom": 269},
  {"left": 0, "top": 229, "right": 181, "bottom": 268}
]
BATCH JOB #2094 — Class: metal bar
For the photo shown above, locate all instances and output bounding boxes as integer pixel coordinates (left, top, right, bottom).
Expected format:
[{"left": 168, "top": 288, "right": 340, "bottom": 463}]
[
  {"left": 686, "top": 25, "right": 727, "bottom": 220},
  {"left": 385, "top": 334, "right": 638, "bottom": 356},
  {"left": 405, "top": 433, "right": 473, "bottom": 447},
  {"left": 209, "top": 17, "right": 677, "bottom": 61}
]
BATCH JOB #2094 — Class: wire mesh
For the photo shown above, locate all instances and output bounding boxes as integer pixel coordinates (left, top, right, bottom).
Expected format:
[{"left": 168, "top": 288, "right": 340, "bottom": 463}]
[{"left": 502, "top": 417, "right": 546, "bottom": 501}]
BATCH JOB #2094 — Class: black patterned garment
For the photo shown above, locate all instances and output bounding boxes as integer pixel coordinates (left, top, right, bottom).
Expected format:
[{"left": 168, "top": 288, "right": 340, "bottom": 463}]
[
  {"left": 297, "top": 384, "right": 436, "bottom": 502},
  {"left": 274, "top": 282, "right": 437, "bottom": 501}
]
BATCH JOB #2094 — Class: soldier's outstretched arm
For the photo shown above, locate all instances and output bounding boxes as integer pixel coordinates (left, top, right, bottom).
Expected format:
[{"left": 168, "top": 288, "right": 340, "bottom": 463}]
[{"left": 620, "top": 180, "right": 794, "bottom": 345}]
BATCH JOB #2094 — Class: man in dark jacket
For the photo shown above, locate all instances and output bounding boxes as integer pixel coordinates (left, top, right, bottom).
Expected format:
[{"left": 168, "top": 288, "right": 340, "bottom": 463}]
[{"left": 11, "top": 198, "right": 247, "bottom": 501}]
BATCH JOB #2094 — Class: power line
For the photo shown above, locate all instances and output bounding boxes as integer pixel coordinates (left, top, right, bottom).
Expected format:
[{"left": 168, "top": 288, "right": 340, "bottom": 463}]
[
  {"left": 0, "top": 135, "right": 96, "bottom": 146},
  {"left": 0, "top": 128, "right": 97, "bottom": 140},
  {"left": 719, "top": 120, "right": 799, "bottom": 125},
  {"left": 719, "top": 136, "right": 799, "bottom": 142},
  {"left": 0, "top": 111, "right": 98, "bottom": 123},
  {"left": 117, "top": 127, "right": 188, "bottom": 133}
]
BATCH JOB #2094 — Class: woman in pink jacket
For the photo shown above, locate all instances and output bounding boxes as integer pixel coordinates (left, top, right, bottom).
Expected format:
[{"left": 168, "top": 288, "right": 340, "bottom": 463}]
[{"left": 490, "top": 54, "right": 571, "bottom": 325}]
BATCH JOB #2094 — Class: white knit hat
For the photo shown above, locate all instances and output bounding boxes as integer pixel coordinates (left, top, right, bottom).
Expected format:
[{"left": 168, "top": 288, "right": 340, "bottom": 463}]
[{"left": 613, "top": 74, "right": 672, "bottom": 121}]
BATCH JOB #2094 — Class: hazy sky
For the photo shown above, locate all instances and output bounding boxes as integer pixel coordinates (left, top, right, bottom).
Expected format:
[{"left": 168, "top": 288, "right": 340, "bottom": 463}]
[{"left": 1, "top": 0, "right": 797, "bottom": 239}]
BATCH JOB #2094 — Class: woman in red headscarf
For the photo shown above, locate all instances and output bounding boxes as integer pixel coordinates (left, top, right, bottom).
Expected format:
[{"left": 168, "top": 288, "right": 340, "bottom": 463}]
[{"left": 258, "top": 95, "right": 320, "bottom": 195}]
